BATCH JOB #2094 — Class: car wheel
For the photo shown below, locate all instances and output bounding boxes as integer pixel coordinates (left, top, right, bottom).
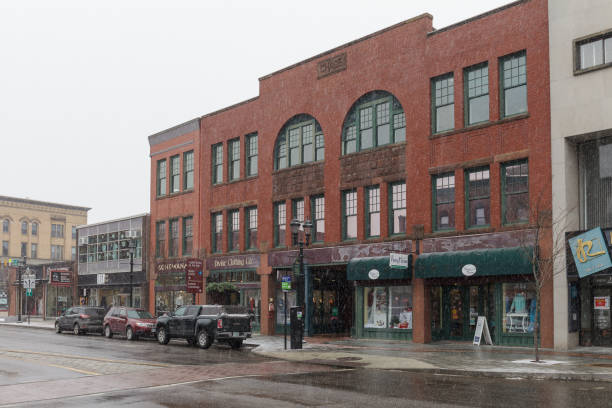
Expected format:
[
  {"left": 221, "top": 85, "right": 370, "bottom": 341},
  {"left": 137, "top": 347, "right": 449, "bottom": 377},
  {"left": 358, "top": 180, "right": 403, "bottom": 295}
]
[
  {"left": 229, "top": 339, "right": 243, "bottom": 349},
  {"left": 157, "top": 326, "right": 170, "bottom": 345},
  {"left": 55, "top": 321, "right": 61, "bottom": 334},
  {"left": 126, "top": 326, "right": 136, "bottom": 341},
  {"left": 104, "top": 325, "right": 113, "bottom": 338},
  {"left": 73, "top": 323, "right": 81, "bottom": 336},
  {"left": 197, "top": 330, "right": 212, "bottom": 349}
]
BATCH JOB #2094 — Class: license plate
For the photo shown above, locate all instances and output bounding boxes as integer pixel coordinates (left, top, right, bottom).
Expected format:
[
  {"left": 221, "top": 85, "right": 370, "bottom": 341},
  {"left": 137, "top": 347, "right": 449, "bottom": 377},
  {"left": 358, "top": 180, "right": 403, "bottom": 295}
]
[{"left": 232, "top": 332, "right": 239, "bottom": 337}]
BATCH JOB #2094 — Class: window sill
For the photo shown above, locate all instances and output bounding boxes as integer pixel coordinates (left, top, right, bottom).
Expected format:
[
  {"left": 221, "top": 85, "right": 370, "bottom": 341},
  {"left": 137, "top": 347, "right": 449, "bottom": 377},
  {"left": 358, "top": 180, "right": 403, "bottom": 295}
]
[
  {"left": 574, "top": 61, "right": 612, "bottom": 76},
  {"left": 429, "top": 113, "right": 530, "bottom": 140},
  {"left": 155, "top": 189, "right": 193, "bottom": 201},
  {"left": 273, "top": 161, "right": 324, "bottom": 175}
]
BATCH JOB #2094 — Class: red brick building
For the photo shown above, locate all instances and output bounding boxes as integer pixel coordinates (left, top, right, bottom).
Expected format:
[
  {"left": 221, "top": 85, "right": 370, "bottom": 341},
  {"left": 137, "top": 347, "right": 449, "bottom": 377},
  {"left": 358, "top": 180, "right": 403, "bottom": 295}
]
[{"left": 149, "top": 0, "right": 553, "bottom": 346}]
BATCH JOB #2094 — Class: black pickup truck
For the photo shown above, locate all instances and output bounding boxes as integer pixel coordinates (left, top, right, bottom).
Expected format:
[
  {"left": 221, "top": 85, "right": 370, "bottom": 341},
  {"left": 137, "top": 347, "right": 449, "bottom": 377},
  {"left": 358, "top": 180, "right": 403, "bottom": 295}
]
[{"left": 154, "top": 304, "right": 252, "bottom": 349}]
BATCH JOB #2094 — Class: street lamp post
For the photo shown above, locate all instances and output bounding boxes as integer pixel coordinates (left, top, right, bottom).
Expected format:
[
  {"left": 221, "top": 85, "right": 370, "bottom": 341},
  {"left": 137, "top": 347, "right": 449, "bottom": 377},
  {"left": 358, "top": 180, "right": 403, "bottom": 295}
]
[
  {"left": 128, "top": 240, "right": 136, "bottom": 308},
  {"left": 290, "top": 219, "right": 313, "bottom": 337},
  {"left": 17, "top": 257, "right": 26, "bottom": 323}
]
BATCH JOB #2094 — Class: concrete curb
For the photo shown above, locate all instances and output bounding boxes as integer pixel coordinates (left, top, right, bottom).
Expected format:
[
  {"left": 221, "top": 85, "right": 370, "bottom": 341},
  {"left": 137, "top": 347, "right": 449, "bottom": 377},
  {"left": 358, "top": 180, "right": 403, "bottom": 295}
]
[
  {"left": 250, "top": 347, "right": 612, "bottom": 383},
  {"left": 0, "top": 322, "right": 55, "bottom": 331}
]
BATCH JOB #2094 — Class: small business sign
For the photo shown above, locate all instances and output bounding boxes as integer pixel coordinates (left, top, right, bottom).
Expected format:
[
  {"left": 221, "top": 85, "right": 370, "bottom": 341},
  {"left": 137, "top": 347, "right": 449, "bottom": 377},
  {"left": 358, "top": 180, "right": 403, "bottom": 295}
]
[
  {"left": 368, "top": 269, "right": 380, "bottom": 280},
  {"left": 186, "top": 258, "right": 204, "bottom": 294},
  {"left": 473, "top": 316, "right": 493, "bottom": 346},
  {"left": 281, "top": 275, "right": 291, "bottom": 292},
  {"left": 462, "top": 264, "right": 477, "bottom": 277},
  {"left": 389, "top": 253, "right": 409, "bottom": 269},
  {"left": 594, "top": 296, "right": 610, "bottom": 310},
  {"left": 569, "top": 227, "right": 612, "bottom": 278},
  {"left": 96, "top": 273, "right": 106, "bottom": 285},
  {"left": 49, "top": 268, "right": 72, "bottom": 287}
]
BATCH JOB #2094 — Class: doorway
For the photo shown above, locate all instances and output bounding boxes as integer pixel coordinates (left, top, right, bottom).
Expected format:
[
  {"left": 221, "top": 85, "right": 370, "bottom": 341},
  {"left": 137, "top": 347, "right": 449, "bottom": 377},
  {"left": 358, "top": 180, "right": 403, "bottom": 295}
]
[
  {"left": 431, "top": 284, "right": 496, "bottom": 342},
  {"left": 592, "top": 287, "right": 612, "bottom": 346},
  {"left": 311, "top": 267, "right": 352, "bottom": 335}
]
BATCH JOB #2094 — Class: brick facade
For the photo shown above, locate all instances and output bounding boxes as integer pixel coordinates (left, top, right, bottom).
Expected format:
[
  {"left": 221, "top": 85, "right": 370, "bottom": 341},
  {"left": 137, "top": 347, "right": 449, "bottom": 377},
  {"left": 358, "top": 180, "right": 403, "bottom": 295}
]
[{"left": 149, "top": 0, "right": 553, "bottom": 346}]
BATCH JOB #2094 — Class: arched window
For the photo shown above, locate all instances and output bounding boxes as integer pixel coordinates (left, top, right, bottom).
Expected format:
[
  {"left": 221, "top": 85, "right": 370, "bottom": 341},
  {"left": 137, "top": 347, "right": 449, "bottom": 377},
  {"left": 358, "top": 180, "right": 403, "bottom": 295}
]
[
  {"left": 275, "top": 114, "right": 324, "bottom": 170},
  {"left": 342, "top": 90, "right": 406, "bottom": 155},
  {"left": 2, "top": 219, "right": 9, "bottom": 233}
]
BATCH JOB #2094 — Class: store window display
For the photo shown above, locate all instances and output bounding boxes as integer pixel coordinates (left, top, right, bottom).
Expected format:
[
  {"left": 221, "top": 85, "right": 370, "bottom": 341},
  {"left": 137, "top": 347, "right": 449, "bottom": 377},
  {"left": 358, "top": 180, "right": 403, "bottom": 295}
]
[
  {"left": 503, "top": 282, "right": 536, "bottom": 333},
  {"left": 364, "top": 286, "right": 412, "bottom": 330}
]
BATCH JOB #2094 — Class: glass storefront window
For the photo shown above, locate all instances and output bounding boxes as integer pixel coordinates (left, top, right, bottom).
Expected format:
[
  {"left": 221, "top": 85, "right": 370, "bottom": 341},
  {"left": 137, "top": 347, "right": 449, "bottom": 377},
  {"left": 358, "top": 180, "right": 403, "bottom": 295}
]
[
  {"left": 503, "top": 282, "right": 536, "bottom": 334},
  {"left": 364, "top": 286, "right": 413, "bottom": 330},
  {"left": 276, "top": 289, "right": 296, "bottom": 326},
  {"left": 156, "top": 290, "right": 193, "bottom": 316},
  {"left": 431, "top": 286, "right": 442, "bottom": 330},
  {"left": 389, "top": 286, "right": 412, "bottom": 329}
]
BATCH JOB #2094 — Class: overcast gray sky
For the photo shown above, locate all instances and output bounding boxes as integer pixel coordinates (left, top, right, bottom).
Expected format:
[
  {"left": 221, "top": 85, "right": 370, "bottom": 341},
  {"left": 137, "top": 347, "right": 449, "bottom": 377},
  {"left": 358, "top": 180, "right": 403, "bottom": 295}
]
[{"left": 0, "top": 0, "right": 510, "bottom": 224}]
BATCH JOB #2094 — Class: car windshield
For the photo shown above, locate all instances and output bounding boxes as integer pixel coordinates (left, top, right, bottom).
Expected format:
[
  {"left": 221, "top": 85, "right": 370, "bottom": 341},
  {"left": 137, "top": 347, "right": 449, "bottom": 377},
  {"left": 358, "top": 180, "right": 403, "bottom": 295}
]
[{"left": 127, "top": 310, "right": 153, "bottom": 319}]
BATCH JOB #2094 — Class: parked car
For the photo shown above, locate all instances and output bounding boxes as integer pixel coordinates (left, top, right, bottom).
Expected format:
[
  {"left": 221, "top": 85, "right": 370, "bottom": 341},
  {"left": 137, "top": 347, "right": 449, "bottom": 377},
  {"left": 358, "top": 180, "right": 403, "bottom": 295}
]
[
  {"left": 154, "top": 305, "right": 252, "bottom": 349},
  {"left": 55, "top": 306, "right": 105, "bottom": 335},
  {"left": 103, "top": 307, "right": 156, "bottom": 341}
]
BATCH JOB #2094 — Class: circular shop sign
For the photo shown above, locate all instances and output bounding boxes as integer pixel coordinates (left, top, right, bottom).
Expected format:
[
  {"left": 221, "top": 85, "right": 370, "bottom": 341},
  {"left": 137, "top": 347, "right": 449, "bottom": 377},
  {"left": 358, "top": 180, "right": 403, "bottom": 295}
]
[
  {"left": 462, "top": 264, "right": 477, "bottom": 277},
  {"left": 368, "top": 269, "right": 380, "bottom": 280}
]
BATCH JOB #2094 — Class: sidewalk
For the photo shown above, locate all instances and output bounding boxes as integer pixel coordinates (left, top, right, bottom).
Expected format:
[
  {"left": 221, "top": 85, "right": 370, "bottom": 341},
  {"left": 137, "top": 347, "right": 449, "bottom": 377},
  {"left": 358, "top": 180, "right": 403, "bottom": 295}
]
[{"left": 4, "top": 318, "right": 612, "bottom": 382}]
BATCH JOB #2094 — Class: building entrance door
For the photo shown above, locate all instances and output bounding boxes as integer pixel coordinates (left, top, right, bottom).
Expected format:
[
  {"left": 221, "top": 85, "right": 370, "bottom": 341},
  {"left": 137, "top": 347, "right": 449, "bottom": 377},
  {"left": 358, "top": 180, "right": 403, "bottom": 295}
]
[{"left": 311, "top": 267, "right": 352, "bottom": 335}]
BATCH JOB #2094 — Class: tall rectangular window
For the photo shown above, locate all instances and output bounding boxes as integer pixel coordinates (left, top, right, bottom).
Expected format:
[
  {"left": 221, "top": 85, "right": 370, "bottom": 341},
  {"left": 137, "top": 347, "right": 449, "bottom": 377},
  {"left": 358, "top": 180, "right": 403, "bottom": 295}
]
[
  {"left": 246, "top": 133, "right": 258, "bottom": 177},
  {"left": 183, "top": 151, "right": 194, "bottom": 190},
  {"left": 465, "top": 63, "right": 489, "bottom": 125},
  {"left": 229, "top": 210, "right": 240, "bottom": 251},
  {"left": 71, "top": 246, "right": 77, "bottom": 261},
  {"left": 21, "top": 242, "right": 27, "bottom": 257},
  {"left": 31, "top": 243, "right": 37, "bottom": 259},
  {"left": 228, "top": 138, "right": 240, "bottom": 181},
  {"left": 157, "top": 159, "right": 167, "bottom": 197},
  {"left": 274, "top": 202, "right": 286, "bottom": 247},
  {"left": 183, "top": 216, "right": 193, "bottom": 256},
  {"left": 212, "top": 213, "right": 223, "bottom": 253},
  {"left": 168, "top": 219, "right": 179, "bottom": 257},
  {"left": 390, "top": 182, "right": 407, "bottom": 234},
  {"left": 170, "top": 155, "right": 180, "bottom": 193},
  {"left": 51, "top": 245, "right": 63, "bottom": 260},
  {"left": 212, "top": 143, "right": 223, "bottom": 185},
  {"left": 51, "top": 224, "right": 64, "bottom": 238},
  {"left": 502, "top": 160, "right": 529, "bottom": 225},
  {"left": 433, "top": 174, "right": 455, "bottom": 231},
  {"left": 21, "top": 221, "right": 28, "bottom": 235},
  {"left": 432, "top": 73, "right": 454, "bottom": 133},
  {"left": 366, "top": 186, "right": 380, "bottom": 237},
  {"left": 31, "top": 222, "right": 38, "bottom": 236},
  {"left": 155, "top": 221, "right": 166, "bottom": 258},
  {"left": 292, "top": 198, "right": 304, "bottom": 222},
  {"left": 2, "top": 220, "right": 8, "bottom": 233},
  {"left": 246, "top": 207, "right": 258, "bottom": 249},
  {"left": 72, "top": 226, "right": 77, "bottom": 239},
  {"left": 466, "top": 167, "right": 490, "bottom": 228},
  {"left": 501, "top": 51, "right": 527, "bottom": 117},
  {"left": 343, "top": 190, "right": 357, "bottom": 240},
  {"left": 311, "top": 195, "right": 325, "bottom": 242},
  {"left": 2, "top": 241, "right": 7, "bottom": 256}
]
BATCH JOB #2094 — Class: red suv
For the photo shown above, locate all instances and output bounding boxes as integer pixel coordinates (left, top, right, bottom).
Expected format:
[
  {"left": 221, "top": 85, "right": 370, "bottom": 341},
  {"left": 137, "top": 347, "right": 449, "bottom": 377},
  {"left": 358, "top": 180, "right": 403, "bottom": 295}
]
[{"left": 103, "top": 307, "right": 156, "bottom": 341}]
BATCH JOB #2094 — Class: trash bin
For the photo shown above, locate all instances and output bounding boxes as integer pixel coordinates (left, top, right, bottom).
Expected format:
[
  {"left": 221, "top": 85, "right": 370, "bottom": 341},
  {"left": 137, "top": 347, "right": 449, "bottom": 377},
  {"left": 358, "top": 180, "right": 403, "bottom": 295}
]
[{"left": 290, "top": 306, "right": 303, "bottom": 349}]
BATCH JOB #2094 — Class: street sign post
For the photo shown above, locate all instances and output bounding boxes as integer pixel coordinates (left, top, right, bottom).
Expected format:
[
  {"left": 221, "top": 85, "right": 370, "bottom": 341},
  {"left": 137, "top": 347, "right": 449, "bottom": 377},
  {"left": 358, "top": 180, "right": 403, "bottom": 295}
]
[{"left": 23, "top": 274, "right": 36, "bottom": 289}]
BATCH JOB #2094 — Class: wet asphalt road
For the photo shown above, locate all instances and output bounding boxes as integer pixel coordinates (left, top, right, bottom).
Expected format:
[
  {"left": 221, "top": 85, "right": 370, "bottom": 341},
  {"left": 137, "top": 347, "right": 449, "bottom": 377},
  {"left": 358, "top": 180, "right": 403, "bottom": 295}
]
[{"left": 3, "top": 327, "right": 612, "bottom": 407}]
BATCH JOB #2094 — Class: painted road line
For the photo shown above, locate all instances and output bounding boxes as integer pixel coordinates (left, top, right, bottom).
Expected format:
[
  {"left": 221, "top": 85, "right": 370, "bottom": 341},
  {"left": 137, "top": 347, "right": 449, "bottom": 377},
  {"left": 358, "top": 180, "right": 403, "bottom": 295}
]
[{"left": 46, "top": 363, "right": 100, "bottom": 376}]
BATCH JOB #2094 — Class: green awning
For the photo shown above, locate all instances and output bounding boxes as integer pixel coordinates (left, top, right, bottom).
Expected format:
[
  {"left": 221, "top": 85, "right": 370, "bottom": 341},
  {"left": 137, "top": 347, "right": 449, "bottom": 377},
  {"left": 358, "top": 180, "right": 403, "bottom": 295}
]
[
  {"left": 347, "top": 255, "right": 412, "bottom": 281},
  {"left": 414, "top": 246, "right": 533, "bottom": 278}
]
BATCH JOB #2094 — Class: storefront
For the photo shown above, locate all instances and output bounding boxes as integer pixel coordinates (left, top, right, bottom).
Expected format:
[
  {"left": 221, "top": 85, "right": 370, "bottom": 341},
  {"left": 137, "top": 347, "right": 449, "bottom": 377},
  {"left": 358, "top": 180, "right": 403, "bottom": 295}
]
[
  {"left": 416, "top": 246, "right": 536, "bottom": 347},
  {"left": 79, "top": 271, "right": 147, "bottom": 312},
  {"left": 46, "top": 267, "right": 74, "bottom": 317},
  {"left": 206, "top": 254, "right": 261, "bottom": 332},
  {"left": 155, "top": 258, "right": 203, "bottom": 316},
  {"left": 349, "top": 256, "right": 412, "bottom": 340}
]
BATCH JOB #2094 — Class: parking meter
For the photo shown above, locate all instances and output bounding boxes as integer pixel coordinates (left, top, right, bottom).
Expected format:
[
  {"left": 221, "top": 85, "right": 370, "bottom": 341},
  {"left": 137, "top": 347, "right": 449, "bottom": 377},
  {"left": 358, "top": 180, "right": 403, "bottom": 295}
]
[{"left": 290, "top": 306, "right": 303, "bottom": 349}]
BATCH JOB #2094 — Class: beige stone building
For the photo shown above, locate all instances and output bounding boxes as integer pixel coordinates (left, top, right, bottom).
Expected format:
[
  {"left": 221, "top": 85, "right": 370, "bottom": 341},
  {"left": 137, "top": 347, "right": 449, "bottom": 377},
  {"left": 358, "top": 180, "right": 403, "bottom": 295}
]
[{"left": 0, "top": 195, "right": 90, "bottom": 264}]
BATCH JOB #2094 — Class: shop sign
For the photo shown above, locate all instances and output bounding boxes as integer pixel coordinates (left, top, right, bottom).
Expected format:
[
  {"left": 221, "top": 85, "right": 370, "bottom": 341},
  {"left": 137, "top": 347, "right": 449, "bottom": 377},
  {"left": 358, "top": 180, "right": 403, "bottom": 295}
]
[
  {"left": 156, "top": 259, "right": 189, "bottom": 273},
  {"left": 185, "top": 259, "right": 204, "bottom": 294},
  {"left": 389, "top": 253, "right": 409, "bottom": 269},
  {"left": 96, "top": 273, "right": 106, "bottom": 285},
  {"left": 57, "top": 296, "right": 67, "bottom": 302},
  {"left": 368, "top": 269, "right": 380, "bottom": 280},
  {"left": 206, "top": 254, "right": 260, "bottom": 270},
  {"left": 462, "top": 264, "right": 477, "bottom": 277},
  {"left": 49, "top": 268, "right": 72, "bottom": 287},
  {"left": 569, "top": 227, "right": 612, "bottom": 278},
  {"left": 594, "top": 296, "right": 610, "bottom": 310}
]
